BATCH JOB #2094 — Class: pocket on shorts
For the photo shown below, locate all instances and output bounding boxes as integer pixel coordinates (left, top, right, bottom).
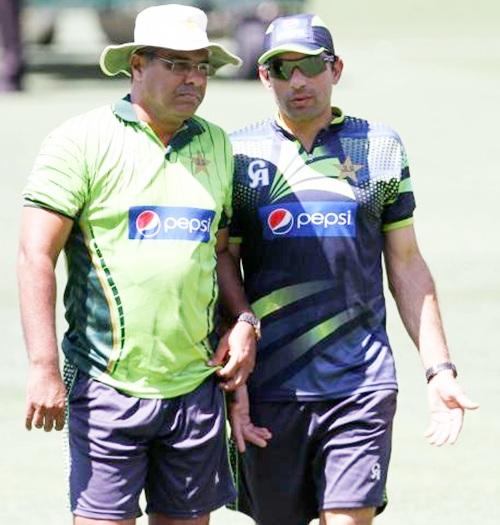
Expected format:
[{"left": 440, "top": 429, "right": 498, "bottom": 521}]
[{"left": 67, "top": 368, "right": 92, "bottom": 403}]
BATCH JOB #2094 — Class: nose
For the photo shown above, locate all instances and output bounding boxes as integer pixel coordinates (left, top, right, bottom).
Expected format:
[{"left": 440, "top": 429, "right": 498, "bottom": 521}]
[
  {"left": 184, "top": 67, "right": 207, "bottom": 86},
  {"left": 289, "top": 67, "right": 307, "bottom": 88}
]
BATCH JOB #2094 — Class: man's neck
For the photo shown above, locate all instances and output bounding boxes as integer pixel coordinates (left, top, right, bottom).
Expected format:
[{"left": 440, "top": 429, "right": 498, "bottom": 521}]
[
  {"left": 278, "top": 109, "right": 333, "bottom": 153},
  {"left": 132, "top": 101, "right": 183, "bottom": 146}
]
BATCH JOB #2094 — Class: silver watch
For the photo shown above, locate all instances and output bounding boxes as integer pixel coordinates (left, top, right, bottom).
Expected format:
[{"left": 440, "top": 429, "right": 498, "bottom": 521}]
[{"left": 236, "top": 312, "right": 261, "bottom": 340}]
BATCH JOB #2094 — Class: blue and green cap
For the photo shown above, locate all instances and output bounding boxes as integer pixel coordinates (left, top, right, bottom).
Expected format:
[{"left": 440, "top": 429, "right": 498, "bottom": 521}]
[{"left": 258, "top": 14, "right": 335, "bottom": 65}]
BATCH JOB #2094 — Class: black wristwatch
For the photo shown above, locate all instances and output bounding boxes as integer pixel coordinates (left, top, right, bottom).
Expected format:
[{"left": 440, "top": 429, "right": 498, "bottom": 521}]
[{"left": 236, "top": 312, "right": 261, "bottom": 341}]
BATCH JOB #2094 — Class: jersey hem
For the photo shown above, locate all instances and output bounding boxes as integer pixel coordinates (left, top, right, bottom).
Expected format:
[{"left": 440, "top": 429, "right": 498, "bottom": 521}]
[
  {"left": 248, "top": 383, "right": 398, "bottom": 403},
  {"left": 93, "top": 366, "right": 217, "bottom": 399}
]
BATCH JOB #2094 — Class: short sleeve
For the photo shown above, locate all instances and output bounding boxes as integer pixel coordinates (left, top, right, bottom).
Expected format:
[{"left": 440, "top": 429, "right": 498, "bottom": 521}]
[
  {"left": 23, "top": 119, "right": 89, "bottom": 219},
  {"left": 381, "top": 137, "right": 416, "bottom": 232}
]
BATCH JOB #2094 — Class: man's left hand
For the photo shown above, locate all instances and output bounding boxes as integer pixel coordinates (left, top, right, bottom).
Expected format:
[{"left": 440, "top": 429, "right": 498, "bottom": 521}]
[
  {"left": 229, "top": 386, "right": 272, "bottom": 452},
  {"left": 208, "top": 322, "right": 256, "bottom": 390},
  {"left": 425, "top": 372, "right": 479, "bottom": 446}
]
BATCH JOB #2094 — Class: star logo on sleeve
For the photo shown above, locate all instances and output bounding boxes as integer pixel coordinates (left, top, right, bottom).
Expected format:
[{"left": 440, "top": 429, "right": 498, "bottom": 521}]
[
  {"left": 190, "top": 151, "right": 210, "bottom": 174},
  {"left": 337, "top": 156, "right": 364, "bottom": 183}
]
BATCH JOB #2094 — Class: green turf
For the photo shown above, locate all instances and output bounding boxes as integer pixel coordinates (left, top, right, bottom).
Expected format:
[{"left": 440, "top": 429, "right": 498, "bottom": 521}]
[{"left": 1, "top": 1, "right": 499, "bottom": 523}]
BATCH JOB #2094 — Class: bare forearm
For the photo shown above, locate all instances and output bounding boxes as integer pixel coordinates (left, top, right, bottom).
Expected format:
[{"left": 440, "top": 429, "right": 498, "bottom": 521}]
[
  {"left": 384, "top": 226, "right": 478, "bottom": 445},
  {"left": 18, "top": 251, "right": 60, "bottom": 370},
  {"left": 388, "top": 254, "right": 450, "bottom": 368},
  {"left": 212, "top": 243, "right": 258, "bottom": 389},
  {"left": 17, "top": 207, "right": 73, "bottom": 430},
  {"left": 217, "top": 249, "right": 252, "bottom": 317}
]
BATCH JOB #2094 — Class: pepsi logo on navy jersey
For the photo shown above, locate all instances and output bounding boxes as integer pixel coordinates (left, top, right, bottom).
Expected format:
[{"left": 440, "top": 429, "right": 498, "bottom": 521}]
[
  {"left": 267, "top": 208, "right": 294, "bottom": 235},
  {"left": 260, "top": 201, "right": 357, "bottom": 239},
  {"left": 129, "top": 206, "right": 215, "bottom": 242}
]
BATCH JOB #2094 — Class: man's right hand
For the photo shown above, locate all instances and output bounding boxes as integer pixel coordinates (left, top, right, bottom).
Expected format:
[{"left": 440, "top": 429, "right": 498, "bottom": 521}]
[
  {"left": 25, "top": 365, "right": 66, "bottom": 432},
  {"left": 18, "top": 207, "right": 73, "bottom": 432},
  {"left": 209, "top": 320, "right": 257, "bottom": 391}
]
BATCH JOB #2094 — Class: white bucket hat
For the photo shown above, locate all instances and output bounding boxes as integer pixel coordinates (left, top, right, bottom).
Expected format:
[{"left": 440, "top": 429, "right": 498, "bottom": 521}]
[{"left": 100, "top": 4, "right": 242, "bottom": 76}]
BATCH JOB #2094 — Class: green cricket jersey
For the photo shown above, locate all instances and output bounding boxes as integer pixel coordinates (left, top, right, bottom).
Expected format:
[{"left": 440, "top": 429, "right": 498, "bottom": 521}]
[{"left": 23, "top": 96, "right": 233, "bottom": 398}]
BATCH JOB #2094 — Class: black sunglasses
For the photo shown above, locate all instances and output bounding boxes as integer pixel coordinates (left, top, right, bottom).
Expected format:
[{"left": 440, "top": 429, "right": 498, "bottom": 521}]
[{"left": 266, "top": 54, "right": 335, "bottom": 81}]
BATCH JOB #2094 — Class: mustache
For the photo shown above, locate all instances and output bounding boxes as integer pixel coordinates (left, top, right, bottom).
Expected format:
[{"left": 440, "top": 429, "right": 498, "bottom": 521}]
[
  {"left": 175, "top": 87, "right": 203, "bottom": 100},
  {"left": 287, "top": 88, "right": 315, "bottom": 98}
]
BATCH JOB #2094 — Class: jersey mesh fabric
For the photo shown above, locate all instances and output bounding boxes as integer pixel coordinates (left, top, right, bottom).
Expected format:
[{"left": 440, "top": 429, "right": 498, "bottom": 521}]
[
  {"left": 229, "top": 109, "right": 415, "bottom": 401},
  {"left": 23, "top": 97, "right": 233, "bottom": 399}
]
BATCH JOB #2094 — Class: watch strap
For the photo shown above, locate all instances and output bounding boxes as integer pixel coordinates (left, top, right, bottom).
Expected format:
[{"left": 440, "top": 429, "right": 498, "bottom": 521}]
[{"left": 425, "top": 362, "right": 457, "bottom": 383}]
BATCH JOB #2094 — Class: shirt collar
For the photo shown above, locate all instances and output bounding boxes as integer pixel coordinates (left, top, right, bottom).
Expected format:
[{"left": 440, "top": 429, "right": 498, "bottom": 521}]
[{"left": 113, "top": 95, "right": 139, "bottom": 123}]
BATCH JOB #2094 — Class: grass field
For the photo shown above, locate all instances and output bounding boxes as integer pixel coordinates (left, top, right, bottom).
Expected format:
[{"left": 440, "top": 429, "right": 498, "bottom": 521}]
[{"left": 1, "top": 1, "right": 499, "bottom": 523}]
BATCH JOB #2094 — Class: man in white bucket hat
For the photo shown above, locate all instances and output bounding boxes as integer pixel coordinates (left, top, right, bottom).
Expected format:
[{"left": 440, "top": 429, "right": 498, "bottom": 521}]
[
  {"left": 100, "top": 3, "right": 241, "bottom": 77},
  {"left": 17, "top": 4, "right": 258, "bottom": 524}
]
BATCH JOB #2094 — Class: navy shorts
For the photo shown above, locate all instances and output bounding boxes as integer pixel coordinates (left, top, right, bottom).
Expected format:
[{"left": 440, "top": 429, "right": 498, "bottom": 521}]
[
  {"left": 67, "top": 370, "right": 236, "bottom": 520},
  {"left": 235, "top": 389, "right": 397, "bottom": 525}
]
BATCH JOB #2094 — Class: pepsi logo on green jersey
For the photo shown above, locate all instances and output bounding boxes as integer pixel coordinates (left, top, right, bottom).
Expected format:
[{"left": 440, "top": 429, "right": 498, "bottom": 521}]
[{"left": 129, "top": 206, "right": 215, "bottom": 241}]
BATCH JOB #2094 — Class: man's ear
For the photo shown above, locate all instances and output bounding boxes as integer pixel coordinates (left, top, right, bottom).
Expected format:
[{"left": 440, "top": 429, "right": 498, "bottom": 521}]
[
  {"left": 332, "top": 56, "right": 344, "bottom": 85},
  {"left": 130, "top": 53, "right": 147, "bottom": 79},
  {"left": 258, "top": 65, "right": 272, "bottom": 90}
]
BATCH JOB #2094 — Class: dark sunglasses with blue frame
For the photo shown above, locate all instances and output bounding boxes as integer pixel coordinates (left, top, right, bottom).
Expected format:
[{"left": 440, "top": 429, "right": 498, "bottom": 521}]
[{"left": 265, "top": 54, "right": 335, "bottom": 81}]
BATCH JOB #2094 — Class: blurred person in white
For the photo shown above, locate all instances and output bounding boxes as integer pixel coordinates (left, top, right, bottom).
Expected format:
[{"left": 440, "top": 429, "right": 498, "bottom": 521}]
[{"left": 0, "top": 0, "right": 23, "bottom": 91}]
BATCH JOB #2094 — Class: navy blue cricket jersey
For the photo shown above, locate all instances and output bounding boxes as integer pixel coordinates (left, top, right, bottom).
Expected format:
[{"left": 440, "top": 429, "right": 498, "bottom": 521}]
[{"left": 229, "top": 108, "right": 416, "bottom": 402}]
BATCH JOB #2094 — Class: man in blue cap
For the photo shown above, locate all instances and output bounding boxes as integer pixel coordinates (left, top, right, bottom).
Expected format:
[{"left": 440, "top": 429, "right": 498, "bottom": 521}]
[{"left": 216, "top": 12, "right": 479, "bottom": 525}]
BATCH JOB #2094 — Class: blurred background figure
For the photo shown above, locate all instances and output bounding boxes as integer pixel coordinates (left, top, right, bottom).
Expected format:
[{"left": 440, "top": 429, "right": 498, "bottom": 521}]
[
  {"left": 18, "top": 0, "right": 305, "bottom": 80},
  {"left": 0, "top": 0, "right": 24, "bottom": 91}
]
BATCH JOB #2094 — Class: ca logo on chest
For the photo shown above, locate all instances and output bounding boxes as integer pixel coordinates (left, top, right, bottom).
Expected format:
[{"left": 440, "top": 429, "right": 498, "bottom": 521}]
[{"left": 248, "top": 160, "right": 270, "bottom": 188}]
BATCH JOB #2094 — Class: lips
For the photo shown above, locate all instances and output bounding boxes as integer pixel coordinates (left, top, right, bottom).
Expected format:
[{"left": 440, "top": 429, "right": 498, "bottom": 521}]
[
  {"left": 175, "top": 91, "right": 202, "bottom": 103},
  {"left": 288, "top": 92, "right": 314, "bottom": 105},
  {"left": 291, "top": 95, "right": 311, "bottom": 102}
]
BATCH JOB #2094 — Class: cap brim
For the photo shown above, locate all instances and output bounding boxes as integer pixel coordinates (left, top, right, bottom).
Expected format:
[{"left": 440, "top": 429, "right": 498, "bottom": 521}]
[
  {"left": 258, "top": 44, "right": 326, "bottom": 65},
  {"left": 100, "top": 42, "right": 242, "bottom": 77}
]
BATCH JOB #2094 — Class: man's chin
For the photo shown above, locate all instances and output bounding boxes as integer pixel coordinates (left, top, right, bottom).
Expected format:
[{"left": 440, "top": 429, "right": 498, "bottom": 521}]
[
  {"left": 176, "top": 96, "right": 204, "bottom": 112},
  {"left": 174, "top": 102, "right": 202, "bottom": 119},
  {"left": 285, "top": 107, "right": 322, "bottom": 122}
]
